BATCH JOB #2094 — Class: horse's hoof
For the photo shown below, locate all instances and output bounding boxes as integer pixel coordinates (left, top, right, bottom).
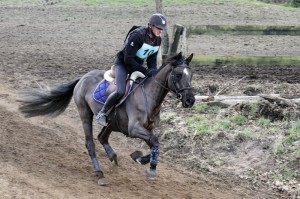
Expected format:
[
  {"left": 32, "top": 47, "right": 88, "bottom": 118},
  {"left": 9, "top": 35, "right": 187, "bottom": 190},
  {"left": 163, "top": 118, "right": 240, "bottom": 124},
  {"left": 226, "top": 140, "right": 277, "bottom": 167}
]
[
  {"left": 130, "top": 151, "right": 143, "bottom": 162},
  {"left": 146, "top": 168, "right": 156, "bottom": 180},
  {"left": 109, "top": 160, "right": 119, "bottom": 173},
  {"left": 98, "top": 178, "right": 109, "bottom": 186},
  {"left": 108, "top": 153, "right": 118, "bottom": 164}
]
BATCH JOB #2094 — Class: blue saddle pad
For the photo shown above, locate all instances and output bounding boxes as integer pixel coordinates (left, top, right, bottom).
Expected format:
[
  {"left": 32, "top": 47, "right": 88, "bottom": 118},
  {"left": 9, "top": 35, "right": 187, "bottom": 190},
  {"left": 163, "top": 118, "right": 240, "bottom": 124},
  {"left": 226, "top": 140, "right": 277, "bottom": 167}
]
[
  {"left": 93, "top": 79, "right": 136, "bottom": 106},
  {"left": 93, "top": 79, "right": 110, "bottom": 104}
]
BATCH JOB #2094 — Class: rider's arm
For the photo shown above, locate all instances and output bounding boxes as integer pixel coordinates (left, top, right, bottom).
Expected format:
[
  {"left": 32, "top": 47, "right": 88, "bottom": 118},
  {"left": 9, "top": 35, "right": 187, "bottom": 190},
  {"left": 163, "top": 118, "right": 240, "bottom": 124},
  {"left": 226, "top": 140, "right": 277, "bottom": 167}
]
[
  {"left": 123, "top": 32, "right": 147, "bottom": 74},
  {"left": 146, "top": 51, "right": 159, "bottom": 70}
]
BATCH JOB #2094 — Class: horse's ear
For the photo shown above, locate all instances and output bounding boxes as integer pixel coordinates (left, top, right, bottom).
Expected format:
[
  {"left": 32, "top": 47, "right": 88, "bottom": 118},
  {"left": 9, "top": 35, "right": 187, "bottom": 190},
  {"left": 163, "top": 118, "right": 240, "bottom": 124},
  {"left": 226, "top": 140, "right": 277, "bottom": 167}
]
[
  {"left": 174, "top": 52, "right": 183, "bottom": 61},
  {"left": 185, "top": 53, "right": 194, "bottom": 65}
]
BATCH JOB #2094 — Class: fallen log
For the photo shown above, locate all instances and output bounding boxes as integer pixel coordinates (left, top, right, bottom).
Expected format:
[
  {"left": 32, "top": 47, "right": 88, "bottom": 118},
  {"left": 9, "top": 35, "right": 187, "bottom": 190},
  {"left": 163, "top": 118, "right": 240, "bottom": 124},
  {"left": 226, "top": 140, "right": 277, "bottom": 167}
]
[{"left": 195, "top": 95, "right": 300, "bottom": 106}]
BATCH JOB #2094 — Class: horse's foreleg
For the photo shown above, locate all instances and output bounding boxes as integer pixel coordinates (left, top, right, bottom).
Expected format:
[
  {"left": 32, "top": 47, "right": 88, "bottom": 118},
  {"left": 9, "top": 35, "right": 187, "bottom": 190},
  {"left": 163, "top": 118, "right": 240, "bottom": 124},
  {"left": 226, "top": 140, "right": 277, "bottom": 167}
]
[
  {"left": 146, "top": 135, "right": 159, "bottom": 179},
  {"left": 129, "top": 125, "right": 160, "bottom": 179},
  {"left": 98, "top": 127, "right": 118, "bottom": 166},
  {"left": 130, "top": 151, "right": 150, "bottom": 165}
]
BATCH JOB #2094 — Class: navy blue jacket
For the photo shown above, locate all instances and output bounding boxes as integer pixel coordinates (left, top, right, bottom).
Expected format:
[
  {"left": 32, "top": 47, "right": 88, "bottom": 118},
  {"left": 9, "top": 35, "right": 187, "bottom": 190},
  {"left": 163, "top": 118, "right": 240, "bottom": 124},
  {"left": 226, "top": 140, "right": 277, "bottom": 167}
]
[{"left": 117, "top": 26, "right": 161, "bottom": 74}]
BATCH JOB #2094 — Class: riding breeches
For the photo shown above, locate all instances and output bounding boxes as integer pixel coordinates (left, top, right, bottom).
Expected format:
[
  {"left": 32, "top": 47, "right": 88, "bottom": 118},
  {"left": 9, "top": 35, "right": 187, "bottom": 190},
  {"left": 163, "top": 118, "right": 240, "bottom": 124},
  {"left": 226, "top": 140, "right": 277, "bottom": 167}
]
[{"left": 101, "top": 58, "right": 129, "bottom": 112}]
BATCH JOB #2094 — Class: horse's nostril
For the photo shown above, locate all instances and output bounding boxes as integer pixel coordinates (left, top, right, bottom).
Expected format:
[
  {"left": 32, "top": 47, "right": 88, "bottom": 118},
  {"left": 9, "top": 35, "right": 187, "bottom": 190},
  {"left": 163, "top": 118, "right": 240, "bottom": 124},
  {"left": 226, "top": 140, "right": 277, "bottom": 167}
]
[{"left": 188, "top": 97, "right": 195, "bottom": 106}]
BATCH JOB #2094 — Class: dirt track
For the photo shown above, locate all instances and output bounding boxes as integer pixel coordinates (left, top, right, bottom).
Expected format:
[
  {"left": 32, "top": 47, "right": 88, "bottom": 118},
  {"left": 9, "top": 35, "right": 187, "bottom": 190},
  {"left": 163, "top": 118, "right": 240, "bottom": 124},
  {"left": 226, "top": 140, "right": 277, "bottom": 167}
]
[{"left": 1, "top": 2, "right": 300, "bottom": 199}]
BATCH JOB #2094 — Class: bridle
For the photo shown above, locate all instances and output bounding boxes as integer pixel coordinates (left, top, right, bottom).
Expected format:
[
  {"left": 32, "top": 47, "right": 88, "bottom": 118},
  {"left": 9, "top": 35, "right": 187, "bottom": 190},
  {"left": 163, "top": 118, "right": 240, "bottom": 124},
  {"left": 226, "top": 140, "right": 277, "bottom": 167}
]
[{"left": 154, "top": 64, "right": 193, "bottom": 100}]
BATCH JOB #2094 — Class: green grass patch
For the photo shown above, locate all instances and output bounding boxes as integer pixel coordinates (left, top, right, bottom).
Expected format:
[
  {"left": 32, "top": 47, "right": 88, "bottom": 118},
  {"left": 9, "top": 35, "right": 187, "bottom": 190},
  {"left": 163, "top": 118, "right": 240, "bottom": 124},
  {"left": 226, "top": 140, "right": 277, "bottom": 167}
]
[
  {"left": 271, "top": 166, "right": 295, "bottom": 181},
  {"left": 257, "top": 117, "right": 271, "bottom": 127},
  {"left": 187, "top": 25, "right": 300, "bottom": 36},
  {"left": 273, "top": 138, "right": 285, "bottom": 157},
  {"left": 229, "top": 115, "right": 247, "bottom": 125},
  {"left": 194, "top": 102, "right": 221, "bottom": 113},
  {"left": 215, "top": 118, "right": 232, "bottom": 130},
  {"left": 192, "top": 56, "right": 300, "bottom": 66},
  {"left": 284, "top": 120, "right": 300, "bottom": 144},
  {"left": 239, "top": 127, "right": 258, "bottom": 140},
  {"left": 185, "top": 115, "right": 211, "bottom": 137},
  {"left": 185, "top": 114, "right": 236, "bottom": 138},
  {"left": 0, "top": 0, "right": 35, "bottom": 4}
]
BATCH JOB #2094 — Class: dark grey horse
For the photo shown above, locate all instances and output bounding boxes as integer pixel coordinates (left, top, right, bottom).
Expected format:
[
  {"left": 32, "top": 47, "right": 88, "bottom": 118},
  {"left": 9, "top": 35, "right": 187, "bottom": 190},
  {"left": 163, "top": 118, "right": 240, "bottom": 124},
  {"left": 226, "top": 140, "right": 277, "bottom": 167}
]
[{"left": 17, "top": 52, "right": 195, "bottom": 185}]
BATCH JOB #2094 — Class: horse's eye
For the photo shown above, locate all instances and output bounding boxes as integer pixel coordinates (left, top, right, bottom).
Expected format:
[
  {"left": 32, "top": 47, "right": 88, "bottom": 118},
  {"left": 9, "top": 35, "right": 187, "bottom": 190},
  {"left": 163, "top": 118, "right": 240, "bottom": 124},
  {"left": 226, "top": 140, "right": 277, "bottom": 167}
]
[{"left": 175, "top": 74, "right": 182, "bottom": 80}]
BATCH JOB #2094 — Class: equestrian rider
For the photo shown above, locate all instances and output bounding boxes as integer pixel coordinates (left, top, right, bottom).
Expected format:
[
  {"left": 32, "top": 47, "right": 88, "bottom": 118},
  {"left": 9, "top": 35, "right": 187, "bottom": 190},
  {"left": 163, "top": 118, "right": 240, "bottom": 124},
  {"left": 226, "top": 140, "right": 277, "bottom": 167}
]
[{"left": 96, "top": 13, "right": 167, "bottom": 126}]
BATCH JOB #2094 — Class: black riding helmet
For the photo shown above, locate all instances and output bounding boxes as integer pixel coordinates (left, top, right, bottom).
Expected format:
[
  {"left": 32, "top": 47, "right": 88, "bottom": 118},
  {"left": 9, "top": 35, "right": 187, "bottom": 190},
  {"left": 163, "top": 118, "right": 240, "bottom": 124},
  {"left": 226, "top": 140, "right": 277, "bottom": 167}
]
[{"left": 148, "top": 13, "right": 167, "bottom": 30}]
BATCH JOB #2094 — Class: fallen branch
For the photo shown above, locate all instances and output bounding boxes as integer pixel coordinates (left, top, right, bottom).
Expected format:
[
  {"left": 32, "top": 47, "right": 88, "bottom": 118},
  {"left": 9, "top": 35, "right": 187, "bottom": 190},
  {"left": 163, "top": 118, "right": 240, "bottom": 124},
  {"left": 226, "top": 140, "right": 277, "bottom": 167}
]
[
  {"left": 259, "top": 94, "right": 296, "bottom": 107},
  {"left": 215, "top": 76, "right": 248, "bottom": 96},
  {"left": 195, "top": 94, "right": 300, "bottom": 107}
]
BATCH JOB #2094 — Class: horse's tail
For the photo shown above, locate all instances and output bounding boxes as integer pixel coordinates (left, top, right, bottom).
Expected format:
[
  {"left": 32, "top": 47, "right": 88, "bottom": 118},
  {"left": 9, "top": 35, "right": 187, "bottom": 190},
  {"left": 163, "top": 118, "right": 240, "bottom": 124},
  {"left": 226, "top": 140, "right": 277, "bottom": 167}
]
[{"left": 17, "top": 78, "right": 80, "bottom": 118}]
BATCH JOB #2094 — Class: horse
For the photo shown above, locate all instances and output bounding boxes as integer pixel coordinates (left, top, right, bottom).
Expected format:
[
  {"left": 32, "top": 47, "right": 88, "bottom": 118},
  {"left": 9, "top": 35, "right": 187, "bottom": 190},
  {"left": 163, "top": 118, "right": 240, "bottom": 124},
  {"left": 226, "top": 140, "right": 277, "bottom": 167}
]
[{"left": 17, "top": 52, "right": 195, "bottom": 185}]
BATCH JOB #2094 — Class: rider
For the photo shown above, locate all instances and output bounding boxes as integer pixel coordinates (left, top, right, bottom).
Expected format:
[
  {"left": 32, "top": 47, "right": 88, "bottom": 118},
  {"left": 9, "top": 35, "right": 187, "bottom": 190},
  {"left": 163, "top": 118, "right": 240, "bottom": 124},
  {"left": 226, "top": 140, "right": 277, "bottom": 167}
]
[{"left": 96, "top": 13, "right": 167, "bottom": 126}]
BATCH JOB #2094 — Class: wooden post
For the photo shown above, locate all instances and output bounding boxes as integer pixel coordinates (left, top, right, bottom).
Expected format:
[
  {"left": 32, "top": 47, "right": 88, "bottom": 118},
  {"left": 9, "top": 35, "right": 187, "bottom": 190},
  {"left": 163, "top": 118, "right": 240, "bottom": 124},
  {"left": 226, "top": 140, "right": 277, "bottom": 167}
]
[
  {"left": 179, "top": 26, "right": 187, "bottom": 55},
  {"left": 155, "top": 0, "right": 169, "bottom": 61},
  {"left": 155, "top": 0, "right": 163, "bottom": 12},
  {"left": 169, "top": 24, "right": 184, "bottom": 56}
]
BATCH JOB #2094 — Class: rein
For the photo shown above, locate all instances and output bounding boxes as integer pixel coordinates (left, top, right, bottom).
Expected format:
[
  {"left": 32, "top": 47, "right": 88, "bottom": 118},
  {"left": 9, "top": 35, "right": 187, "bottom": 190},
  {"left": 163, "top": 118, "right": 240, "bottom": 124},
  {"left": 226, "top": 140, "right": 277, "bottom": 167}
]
[{"left": 154, "top": 65, "right": 192, "bottom": 99}]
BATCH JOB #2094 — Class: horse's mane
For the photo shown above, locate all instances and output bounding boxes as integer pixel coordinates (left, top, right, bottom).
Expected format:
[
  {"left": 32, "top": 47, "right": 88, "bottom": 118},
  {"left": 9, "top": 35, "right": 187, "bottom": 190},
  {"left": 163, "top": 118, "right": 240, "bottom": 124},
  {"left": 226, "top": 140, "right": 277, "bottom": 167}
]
[{"left": 158, "top": 53, "right": 186, "bottom": 71}]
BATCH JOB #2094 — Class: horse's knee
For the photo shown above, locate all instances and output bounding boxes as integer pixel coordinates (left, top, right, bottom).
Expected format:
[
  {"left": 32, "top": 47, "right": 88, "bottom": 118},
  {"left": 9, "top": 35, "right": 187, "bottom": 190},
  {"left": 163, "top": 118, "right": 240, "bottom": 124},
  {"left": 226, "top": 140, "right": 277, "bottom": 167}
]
[{"left": 149, "top": 135, "right": 159, "bottom": 147}]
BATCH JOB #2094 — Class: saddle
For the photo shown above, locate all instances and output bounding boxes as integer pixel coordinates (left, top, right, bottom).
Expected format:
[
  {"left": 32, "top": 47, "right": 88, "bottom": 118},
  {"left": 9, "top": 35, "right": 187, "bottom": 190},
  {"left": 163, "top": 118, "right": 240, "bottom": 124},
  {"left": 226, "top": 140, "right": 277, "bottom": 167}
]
[{"left": 93, "top": 65, "right": 145, "bottom": 105}]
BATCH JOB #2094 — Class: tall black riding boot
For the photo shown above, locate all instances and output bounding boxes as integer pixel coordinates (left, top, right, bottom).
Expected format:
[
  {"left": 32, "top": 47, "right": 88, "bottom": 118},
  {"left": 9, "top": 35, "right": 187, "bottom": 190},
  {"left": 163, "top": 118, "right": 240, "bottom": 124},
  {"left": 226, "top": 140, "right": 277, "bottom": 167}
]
[{"left": 96, "top": 92, "right": 118, "bottom": 126}]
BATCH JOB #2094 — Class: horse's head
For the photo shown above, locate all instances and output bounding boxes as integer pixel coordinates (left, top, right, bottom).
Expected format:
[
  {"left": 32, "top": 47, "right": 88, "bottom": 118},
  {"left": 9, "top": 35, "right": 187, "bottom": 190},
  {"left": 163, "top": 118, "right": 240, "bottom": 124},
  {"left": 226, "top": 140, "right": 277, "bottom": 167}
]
[{"left": 166, "top": 52, "right": 195, "bottom": 108}]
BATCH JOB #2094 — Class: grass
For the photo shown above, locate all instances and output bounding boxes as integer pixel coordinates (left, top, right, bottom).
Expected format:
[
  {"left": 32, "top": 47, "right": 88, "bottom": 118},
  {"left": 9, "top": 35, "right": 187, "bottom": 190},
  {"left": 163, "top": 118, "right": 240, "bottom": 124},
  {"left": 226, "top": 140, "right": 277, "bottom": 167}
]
[
  {"left": 230, "top": 115, "right": 247, "bottom": 125},
  {"left": 284, "top": 120, "right": 300, "bottom": 144},
  {"left": 270, "top": 165, "right": 296, "bottom": 181},
  {"left": 215, "top": 118, "right": 232, "bottom": 130},
  {"left": 0, "top": 0, "right": 35, "bottom": 4},
  {"left": 185, "top": 115, "right": 211, "bottom": 137},
  {"left": 249, "top": 103, "right": 258, "bottom": 117},
  {"left": 194, "top": 102, "right": 221, "bottom": 113},
  {"left": 191, "top": 56, "right": 300, "bottom": 66},
  {"left": 273, "top": 138, "right": 285, "bottom": 157},
  {"left": 257, "top": 117, "right": 271, "bottom": 127}
]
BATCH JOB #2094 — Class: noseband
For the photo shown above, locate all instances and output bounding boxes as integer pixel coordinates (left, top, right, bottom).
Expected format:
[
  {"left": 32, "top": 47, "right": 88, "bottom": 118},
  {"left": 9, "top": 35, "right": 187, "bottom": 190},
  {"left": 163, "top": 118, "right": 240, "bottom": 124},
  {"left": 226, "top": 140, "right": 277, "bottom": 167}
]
[{"left": 154, "top": 65, "right": 192, "bottom": 99}]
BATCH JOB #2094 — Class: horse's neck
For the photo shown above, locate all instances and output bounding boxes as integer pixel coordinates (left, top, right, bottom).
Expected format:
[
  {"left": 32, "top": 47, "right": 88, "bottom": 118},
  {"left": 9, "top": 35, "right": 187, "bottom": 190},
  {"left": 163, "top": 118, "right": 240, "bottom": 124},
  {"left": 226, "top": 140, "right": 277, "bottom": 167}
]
[{"left": 145, "top": 65, "right": 171, "bottom": 108}]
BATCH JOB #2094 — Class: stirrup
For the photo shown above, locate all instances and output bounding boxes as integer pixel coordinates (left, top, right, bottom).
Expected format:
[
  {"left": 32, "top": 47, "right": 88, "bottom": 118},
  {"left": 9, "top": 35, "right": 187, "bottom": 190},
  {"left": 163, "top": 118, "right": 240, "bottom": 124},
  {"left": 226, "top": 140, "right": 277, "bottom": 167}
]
[{"left": 96, "top": 111, "right": 107, "bottom": 126}]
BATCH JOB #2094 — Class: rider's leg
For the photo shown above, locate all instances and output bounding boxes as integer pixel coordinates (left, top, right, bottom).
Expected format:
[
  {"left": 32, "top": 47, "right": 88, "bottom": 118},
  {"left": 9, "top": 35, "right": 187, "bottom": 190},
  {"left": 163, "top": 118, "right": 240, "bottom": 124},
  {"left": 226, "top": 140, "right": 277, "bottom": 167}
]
[{"left": 96, "top": 60, "right": 128, "bottom": 126}]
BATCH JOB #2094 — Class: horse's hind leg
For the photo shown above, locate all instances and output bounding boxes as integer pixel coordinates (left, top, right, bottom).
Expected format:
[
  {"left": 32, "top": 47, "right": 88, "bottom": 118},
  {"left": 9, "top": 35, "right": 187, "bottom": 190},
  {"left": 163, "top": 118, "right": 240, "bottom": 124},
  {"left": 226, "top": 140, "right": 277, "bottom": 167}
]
[
  {"left": 78, "top": 106, "right": 108, "bottom": 185},
  {"left": 97, "top": 127, "right": 118, "bottom": 167}
]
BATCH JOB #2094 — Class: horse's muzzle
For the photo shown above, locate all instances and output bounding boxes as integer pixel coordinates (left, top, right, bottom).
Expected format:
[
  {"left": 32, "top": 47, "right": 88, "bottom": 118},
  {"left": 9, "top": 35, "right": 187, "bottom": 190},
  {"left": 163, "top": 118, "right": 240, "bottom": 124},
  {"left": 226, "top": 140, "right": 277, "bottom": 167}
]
[{"left": 181, "top": 92, "right": 195, "bottom": 108}]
